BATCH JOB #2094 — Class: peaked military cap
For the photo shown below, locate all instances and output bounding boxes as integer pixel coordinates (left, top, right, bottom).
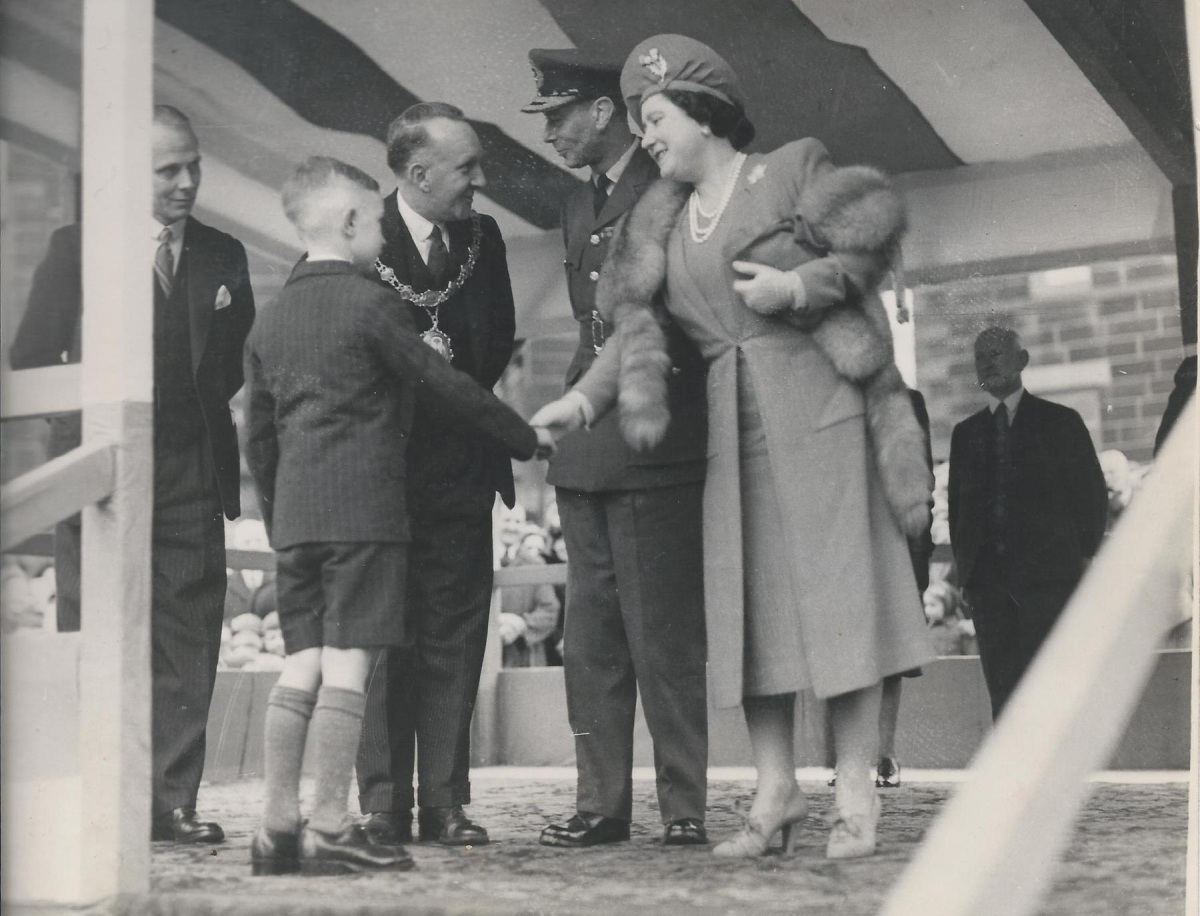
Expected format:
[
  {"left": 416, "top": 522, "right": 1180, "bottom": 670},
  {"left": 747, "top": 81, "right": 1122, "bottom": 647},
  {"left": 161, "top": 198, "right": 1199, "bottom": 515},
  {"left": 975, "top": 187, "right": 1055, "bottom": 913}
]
[{"left": 522, "top": 48, "right": 623, "bottom": 113}]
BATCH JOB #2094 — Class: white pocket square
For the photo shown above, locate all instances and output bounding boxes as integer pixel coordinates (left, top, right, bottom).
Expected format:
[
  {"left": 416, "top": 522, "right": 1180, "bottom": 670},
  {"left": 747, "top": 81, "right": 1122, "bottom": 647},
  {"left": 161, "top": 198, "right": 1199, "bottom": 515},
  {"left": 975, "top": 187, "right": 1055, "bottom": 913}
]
[{"left": 214, "top": 285, "right": 232, "bottom": 310}]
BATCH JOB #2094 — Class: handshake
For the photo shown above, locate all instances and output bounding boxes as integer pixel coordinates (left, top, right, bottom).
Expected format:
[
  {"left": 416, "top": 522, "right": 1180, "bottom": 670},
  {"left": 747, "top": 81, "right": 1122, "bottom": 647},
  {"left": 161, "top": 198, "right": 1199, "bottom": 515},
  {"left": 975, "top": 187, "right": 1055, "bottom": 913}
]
[{"left": 530, "top": 391, "right": 594, "bottom": 460}]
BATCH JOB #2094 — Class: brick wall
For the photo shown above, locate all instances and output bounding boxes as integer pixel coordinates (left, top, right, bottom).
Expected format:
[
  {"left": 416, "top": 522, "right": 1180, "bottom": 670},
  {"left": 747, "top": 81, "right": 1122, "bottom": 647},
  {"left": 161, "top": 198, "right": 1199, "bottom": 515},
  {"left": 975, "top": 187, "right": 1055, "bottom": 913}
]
[{"left": 914, "top": 253, "right": 1186, "bottom": 462}]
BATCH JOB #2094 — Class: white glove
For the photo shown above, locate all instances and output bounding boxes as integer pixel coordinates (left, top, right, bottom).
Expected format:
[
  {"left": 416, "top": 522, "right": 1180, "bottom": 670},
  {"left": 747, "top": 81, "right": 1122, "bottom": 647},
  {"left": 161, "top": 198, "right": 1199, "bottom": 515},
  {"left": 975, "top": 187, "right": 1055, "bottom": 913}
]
[
  {"left": 731, "top": 261, "right": 805, "bottom": 316},
  {"left": 530, "top": 390, "right": 594, "bottom": 437}
]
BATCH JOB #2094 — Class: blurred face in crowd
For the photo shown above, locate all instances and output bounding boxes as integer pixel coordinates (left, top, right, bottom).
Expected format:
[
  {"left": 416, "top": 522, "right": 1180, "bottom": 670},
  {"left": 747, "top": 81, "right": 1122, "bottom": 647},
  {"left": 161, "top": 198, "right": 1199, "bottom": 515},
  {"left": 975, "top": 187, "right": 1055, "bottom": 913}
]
[
  {"left": 411, "top": 117, "right": 486, "bottom": 222},
  {"left": 153, "top": 121, "right": 202, "bottom": 225},
  {"left": 973, "top": 328, "right": 1028, "bottom": 399},
  {"left": 518, "top": 533, "right": 548, "bottom": 564},
  {"left": 639, "top": 92, "right": 706, "bottom": 182},
  {"left": 542, "top": 99, "right": 609, "bottom": 170},
  {"left": 499, "top": 505, "right": 527, "bottom": 546}
]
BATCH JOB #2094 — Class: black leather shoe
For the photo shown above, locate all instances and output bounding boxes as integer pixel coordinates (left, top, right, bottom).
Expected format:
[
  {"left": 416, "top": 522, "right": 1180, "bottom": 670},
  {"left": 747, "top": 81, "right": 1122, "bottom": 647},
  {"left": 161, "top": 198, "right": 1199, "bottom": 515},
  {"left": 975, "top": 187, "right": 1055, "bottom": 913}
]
[
  {"left": 250, "top": 826, "right": 300, "bottom": 876},
  {"left": 663, "top": 818, "right": 708, "bottom": 846},
  {"left": 417, "top": 806, "right": 490, "bottom": 846},
  {"left": 539, "top": 813, "right": 630, "bottom": 848},
  {"left": 361, "top": 811, "right": 413, "bottom": 848},
  {"left": 299, "top": 824, "right": 415, "bottom": 875},
  {"left": 151, "top": 808, "right": 225, "bottom": 844}
]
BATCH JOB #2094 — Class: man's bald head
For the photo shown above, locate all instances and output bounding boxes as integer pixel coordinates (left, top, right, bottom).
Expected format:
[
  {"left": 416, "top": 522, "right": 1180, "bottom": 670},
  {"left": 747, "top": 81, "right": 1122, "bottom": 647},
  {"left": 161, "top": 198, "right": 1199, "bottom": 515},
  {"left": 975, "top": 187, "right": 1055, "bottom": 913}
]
[{"left": 974, "top": 326, "right": 1029, "bottom": 398}]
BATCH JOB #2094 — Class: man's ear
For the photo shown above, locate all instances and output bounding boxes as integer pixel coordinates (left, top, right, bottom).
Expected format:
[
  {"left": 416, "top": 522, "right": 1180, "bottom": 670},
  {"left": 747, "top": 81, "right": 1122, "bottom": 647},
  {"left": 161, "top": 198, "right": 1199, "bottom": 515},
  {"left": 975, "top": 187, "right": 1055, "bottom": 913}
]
[
  {"left": 593, "top": 97, "right": 615, "bottom": 131},
  {"left": 408, "top": 161, "right": 428, "bottom": 191},
  {"left": 342, "top": 206, "right": 358, "bottom": 238},
  {"left": 1017, "top": 349, "right": 1030, "bottom": 372}
]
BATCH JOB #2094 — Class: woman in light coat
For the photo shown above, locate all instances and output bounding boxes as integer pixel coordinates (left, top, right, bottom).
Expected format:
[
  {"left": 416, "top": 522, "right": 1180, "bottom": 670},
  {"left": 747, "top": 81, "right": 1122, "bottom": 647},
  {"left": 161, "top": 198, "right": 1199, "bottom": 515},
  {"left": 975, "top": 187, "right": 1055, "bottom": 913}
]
[{"left": 533, "top": 34, "right": 932, "bottom": 859}]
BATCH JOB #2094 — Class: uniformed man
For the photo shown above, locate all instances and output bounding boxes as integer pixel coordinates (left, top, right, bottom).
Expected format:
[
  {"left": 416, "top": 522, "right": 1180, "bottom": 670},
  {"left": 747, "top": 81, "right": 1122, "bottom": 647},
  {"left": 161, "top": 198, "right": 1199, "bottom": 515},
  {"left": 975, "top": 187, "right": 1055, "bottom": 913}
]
[{"left": 522, "top": 49, "right": 710, "bottom": 847}]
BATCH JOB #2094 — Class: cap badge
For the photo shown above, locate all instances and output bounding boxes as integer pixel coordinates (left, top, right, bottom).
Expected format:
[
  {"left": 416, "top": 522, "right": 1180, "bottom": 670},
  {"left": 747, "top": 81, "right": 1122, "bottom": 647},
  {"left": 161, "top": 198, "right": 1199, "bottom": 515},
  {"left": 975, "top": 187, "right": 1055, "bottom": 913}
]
[
  {"left": 639, "top": 48, "right": 668, "bottom": 84},
  {"left": 532, "top": 64, "right": 545, "bottom": 90}
]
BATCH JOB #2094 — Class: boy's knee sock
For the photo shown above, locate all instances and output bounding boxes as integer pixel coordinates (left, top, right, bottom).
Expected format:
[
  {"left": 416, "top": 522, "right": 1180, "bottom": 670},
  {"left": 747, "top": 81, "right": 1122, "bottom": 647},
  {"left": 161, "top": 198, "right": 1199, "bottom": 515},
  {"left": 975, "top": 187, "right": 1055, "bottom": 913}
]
[
  {"left": 307, "top": 685, "right": 368, "bottom": 835},
  {"left": 263, "top": 685, "right": 318, "bottom": 833}
]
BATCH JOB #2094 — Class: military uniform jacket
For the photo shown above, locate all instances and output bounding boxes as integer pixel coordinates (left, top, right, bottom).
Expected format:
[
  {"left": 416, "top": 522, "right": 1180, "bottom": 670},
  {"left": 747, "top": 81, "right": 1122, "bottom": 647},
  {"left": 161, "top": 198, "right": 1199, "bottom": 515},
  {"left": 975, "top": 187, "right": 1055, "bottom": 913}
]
[{"left": 547, "top": 147, "right": 707, "bottom": 492}]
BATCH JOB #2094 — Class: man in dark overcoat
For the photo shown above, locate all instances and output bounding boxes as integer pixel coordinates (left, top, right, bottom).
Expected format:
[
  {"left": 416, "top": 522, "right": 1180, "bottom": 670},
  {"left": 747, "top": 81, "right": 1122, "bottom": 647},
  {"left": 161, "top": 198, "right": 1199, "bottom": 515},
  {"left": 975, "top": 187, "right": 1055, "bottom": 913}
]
[
  {"left": 522, "top": 50, "right": 710, "bottom": 847},
  {"left": 949, "top": 327, "right": 1107, "bottom": 718},
  {"left": 10, "top": 106, "right": 255, "bottom": 843},
  {"left": 356, "top": 102, "right": 517, "bottom": 847}
]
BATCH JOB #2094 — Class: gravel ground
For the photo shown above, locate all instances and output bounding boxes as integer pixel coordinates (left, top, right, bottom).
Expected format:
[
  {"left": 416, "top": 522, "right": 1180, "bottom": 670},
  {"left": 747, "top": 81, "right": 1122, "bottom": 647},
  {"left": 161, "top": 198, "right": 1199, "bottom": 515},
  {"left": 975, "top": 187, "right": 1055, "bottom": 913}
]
[{"left": 52, "top": 772, "right": 1190, "bottom": 915}]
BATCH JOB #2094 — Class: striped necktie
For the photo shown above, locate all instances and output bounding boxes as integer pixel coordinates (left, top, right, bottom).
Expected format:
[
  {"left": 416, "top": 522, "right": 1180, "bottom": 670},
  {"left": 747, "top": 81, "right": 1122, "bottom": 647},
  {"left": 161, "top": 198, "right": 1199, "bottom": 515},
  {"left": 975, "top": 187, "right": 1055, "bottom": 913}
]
[{"left": 155, "top": 226, "right": 175, "bottom": 295}]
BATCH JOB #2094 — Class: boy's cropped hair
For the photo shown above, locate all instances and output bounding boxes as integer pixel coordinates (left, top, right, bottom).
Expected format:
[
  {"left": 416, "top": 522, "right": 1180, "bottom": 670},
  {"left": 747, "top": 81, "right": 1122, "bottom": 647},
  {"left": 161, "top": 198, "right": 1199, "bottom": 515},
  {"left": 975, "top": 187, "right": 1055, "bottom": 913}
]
[{"left": 281, "top": 156, "right": 380, "bottom": 228}]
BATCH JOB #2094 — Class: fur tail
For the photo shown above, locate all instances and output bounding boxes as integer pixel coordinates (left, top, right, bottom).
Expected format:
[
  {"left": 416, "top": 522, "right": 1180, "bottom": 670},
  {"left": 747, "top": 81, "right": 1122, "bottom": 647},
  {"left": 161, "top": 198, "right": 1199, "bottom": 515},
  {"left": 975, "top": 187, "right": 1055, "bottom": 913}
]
[
  {"left": 615, "top": 307, "right": 672, "bottom": 450},
  {"left": 864, "top": 365, "right": 934, "bottom": 537}
]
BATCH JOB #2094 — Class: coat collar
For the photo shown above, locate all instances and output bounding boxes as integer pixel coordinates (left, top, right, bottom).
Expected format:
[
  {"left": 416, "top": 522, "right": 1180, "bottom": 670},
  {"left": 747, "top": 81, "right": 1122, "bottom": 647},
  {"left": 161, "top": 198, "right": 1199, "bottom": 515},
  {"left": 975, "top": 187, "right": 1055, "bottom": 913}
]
[{"left": 593, "top": 146, "right": 658, "bottom": 229}]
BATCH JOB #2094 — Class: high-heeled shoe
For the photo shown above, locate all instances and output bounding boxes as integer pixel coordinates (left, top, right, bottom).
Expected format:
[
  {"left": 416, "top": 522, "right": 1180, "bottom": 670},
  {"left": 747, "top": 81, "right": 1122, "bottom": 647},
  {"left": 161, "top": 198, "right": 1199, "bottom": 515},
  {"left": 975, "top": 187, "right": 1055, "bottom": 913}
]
[
  {"left": 712, "top": 788, "right": 808, "bottom": 859},
  {"left": 825, "top": 793, "right": 881, "bottom": 860}
]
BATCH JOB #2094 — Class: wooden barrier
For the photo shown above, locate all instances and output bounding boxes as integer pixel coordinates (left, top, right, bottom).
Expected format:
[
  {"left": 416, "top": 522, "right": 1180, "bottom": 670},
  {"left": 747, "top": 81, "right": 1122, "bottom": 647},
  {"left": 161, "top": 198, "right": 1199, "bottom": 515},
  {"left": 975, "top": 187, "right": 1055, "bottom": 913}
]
[
  {"left": 0, "top": 366, "right": 83, "bottom": 420},
  {"left": 882, "top": 399, "right": 1195, "bottom": 916},
  {"left": 0, "top": 440, "right": 115, "bottom": 551}
]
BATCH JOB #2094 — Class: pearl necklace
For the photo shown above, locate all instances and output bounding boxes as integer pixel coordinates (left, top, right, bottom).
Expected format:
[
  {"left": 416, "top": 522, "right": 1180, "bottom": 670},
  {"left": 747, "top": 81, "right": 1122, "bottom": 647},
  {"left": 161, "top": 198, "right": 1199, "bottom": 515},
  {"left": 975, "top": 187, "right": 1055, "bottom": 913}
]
[{"left": 687, "top": 152, "right": 747, "bottom": 243}]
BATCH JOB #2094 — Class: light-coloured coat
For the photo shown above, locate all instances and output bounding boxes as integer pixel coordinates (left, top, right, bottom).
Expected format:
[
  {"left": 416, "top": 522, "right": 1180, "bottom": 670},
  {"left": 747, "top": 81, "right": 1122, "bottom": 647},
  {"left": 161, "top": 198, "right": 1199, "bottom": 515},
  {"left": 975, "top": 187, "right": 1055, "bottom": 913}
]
[{"left": 576, "top": 140, "right": 932, "bottom": 707}]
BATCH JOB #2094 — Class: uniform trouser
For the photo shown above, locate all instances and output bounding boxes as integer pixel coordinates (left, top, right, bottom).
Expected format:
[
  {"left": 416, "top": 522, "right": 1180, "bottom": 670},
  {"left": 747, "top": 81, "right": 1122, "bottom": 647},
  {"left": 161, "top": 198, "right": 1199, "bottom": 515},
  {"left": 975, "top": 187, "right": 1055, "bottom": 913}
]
[
  {"left": 357, "top": 508, "right": 493, "bottom": 812},
  {"left": 56, "top": 435, "right": 227, "bottom": 816},
  {"left": 557, "top": 483, "right": 708, "bottom": 824},
  {"left": 967, "top": 568, "right": 1076, "bottom": 720}
]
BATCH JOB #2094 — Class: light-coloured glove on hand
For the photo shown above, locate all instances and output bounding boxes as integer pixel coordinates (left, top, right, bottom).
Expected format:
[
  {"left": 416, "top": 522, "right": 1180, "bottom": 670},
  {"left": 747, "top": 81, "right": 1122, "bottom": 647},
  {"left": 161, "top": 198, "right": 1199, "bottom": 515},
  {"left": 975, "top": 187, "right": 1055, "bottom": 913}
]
[{"left": 732, "top": 260, "right": 804, "bottom": 316}]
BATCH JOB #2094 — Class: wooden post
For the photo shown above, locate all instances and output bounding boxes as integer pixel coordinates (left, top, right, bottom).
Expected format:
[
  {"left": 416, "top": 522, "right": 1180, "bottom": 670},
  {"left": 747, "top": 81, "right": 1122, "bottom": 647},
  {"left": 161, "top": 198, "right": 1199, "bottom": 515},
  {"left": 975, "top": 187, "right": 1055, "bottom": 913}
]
[{"left": 77, "top": 0, "right": 154, "bottom": 900}]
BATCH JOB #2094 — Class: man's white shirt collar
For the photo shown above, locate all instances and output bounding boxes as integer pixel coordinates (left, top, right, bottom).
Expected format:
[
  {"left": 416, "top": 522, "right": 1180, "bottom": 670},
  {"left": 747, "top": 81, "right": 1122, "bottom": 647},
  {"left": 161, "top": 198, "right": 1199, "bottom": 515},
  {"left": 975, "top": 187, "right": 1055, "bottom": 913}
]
[
  {"left": 152, "top": 217, "right": 186, "bottom": 276},
  {"left": 986, "top": 386, "right": 1025, "bottom": 421},
  {"left": 394, "top": 190, "right": 447, "bottom": 265},
  {"left": 597, "top": 141, "right": 639, "bottom": 190}
]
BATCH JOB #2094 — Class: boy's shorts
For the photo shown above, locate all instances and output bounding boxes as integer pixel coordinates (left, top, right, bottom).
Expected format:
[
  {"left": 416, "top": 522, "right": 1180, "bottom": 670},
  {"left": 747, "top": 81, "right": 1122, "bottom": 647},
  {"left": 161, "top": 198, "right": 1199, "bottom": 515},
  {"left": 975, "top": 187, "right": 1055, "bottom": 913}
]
[{"left": 274, "top": 542, "right": 407, "bottom": 652}]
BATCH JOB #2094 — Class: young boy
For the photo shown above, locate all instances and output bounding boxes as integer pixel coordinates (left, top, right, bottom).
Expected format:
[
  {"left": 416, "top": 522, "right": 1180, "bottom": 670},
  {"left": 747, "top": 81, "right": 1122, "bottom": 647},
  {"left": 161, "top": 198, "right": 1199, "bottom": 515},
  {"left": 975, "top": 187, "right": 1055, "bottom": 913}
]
[{"left": 243, "top": 157, "right": 541, "bottom": 875}]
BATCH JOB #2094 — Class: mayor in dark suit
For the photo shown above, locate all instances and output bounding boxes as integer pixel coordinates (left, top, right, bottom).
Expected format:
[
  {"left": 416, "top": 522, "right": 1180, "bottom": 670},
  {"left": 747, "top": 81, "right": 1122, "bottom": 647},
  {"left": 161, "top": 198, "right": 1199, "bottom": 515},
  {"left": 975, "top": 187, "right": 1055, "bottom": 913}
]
[
  {"left": 522, "top": 50, "right": 710, "bottom": 848},
  {"left": 9, "top": 106, "right": 255, "bottom": 843},
  {"left": 949, "top": 327, "right": 1107, "bottom": 718},
  {"left": 356, "top": 102, "right": 517, "bottom": 847}
]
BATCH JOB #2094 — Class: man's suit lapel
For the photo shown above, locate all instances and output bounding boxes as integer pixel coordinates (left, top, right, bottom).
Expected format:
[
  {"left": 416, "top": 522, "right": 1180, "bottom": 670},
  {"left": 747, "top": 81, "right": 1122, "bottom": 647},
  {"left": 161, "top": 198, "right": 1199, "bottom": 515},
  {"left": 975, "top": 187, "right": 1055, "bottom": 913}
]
[
  {"left": 381, "top": 191, "right": 430, "bottom": 287},
  {"left": 184, "top": 216, "right": 213, "bottom": 376}
]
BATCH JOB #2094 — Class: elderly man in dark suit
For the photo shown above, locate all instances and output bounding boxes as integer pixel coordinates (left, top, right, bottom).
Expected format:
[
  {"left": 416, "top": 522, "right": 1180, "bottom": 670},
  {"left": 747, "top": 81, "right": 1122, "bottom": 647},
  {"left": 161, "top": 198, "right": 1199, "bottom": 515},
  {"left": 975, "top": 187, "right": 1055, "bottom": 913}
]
[
  {"left": 522, "top": 50, "right": 710, "bottom": 848},
  {"left": 356, "top": 102, "right": 517, "bottom": 847},
  {"left": 949, "top": 327, "right": 1107, "bottom": 719},
  {"left": 9, "top": 105, "right": 255, "bottom": 843}
]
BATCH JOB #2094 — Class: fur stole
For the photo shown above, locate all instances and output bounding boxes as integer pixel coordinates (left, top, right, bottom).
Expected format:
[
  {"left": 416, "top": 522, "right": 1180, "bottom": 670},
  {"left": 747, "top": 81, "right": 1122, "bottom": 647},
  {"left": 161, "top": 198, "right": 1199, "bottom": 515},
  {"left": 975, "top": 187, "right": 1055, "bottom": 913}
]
[{"left": 595, "top": 167, "right": 932, "bottom": 537}]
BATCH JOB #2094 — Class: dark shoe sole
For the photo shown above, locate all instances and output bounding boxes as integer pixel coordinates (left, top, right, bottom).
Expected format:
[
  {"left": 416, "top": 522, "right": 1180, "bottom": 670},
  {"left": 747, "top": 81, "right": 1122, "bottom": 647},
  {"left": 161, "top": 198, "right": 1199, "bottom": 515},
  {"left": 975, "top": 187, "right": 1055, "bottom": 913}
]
[
  {"left": 251, "top": 858, "right": 301, "bottom": 876},
  {"left": 662, "top": 834, "right": 708, "bottom": 846},
  {"left": 299, "top": 856, "right": 416, "bottom": 875},
  {"left": 539, "top": 833, "right": 630, "bottom": 848},
  {"left": 419, "top": 834, "right": 490, "bottom": 847},
  {"left": 150, "top": 831, "right": 225, "bottom": 844}
]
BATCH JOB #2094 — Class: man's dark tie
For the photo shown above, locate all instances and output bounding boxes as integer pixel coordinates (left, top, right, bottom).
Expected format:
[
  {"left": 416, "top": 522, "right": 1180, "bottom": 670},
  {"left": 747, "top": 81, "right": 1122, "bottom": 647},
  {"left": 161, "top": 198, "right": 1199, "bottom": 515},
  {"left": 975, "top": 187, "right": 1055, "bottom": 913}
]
[
  {"left": 154, "top": 226, "right": 175, "bottom": 296},
  {"left": 427, "top": 225, "right": 450, "bottom": 283},
  {"left": 593, "top": 174, "right": 611, "bottom": 217},
  {"left": 992, "top": 402, "right": 1010, "bottom": 549}
]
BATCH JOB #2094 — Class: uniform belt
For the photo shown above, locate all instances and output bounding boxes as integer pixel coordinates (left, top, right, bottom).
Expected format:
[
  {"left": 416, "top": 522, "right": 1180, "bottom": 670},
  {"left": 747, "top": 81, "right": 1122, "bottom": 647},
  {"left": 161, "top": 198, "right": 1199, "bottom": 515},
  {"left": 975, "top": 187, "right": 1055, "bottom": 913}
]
[{"left": 578, "top": 311, "right": 606, "bottom": 354}]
